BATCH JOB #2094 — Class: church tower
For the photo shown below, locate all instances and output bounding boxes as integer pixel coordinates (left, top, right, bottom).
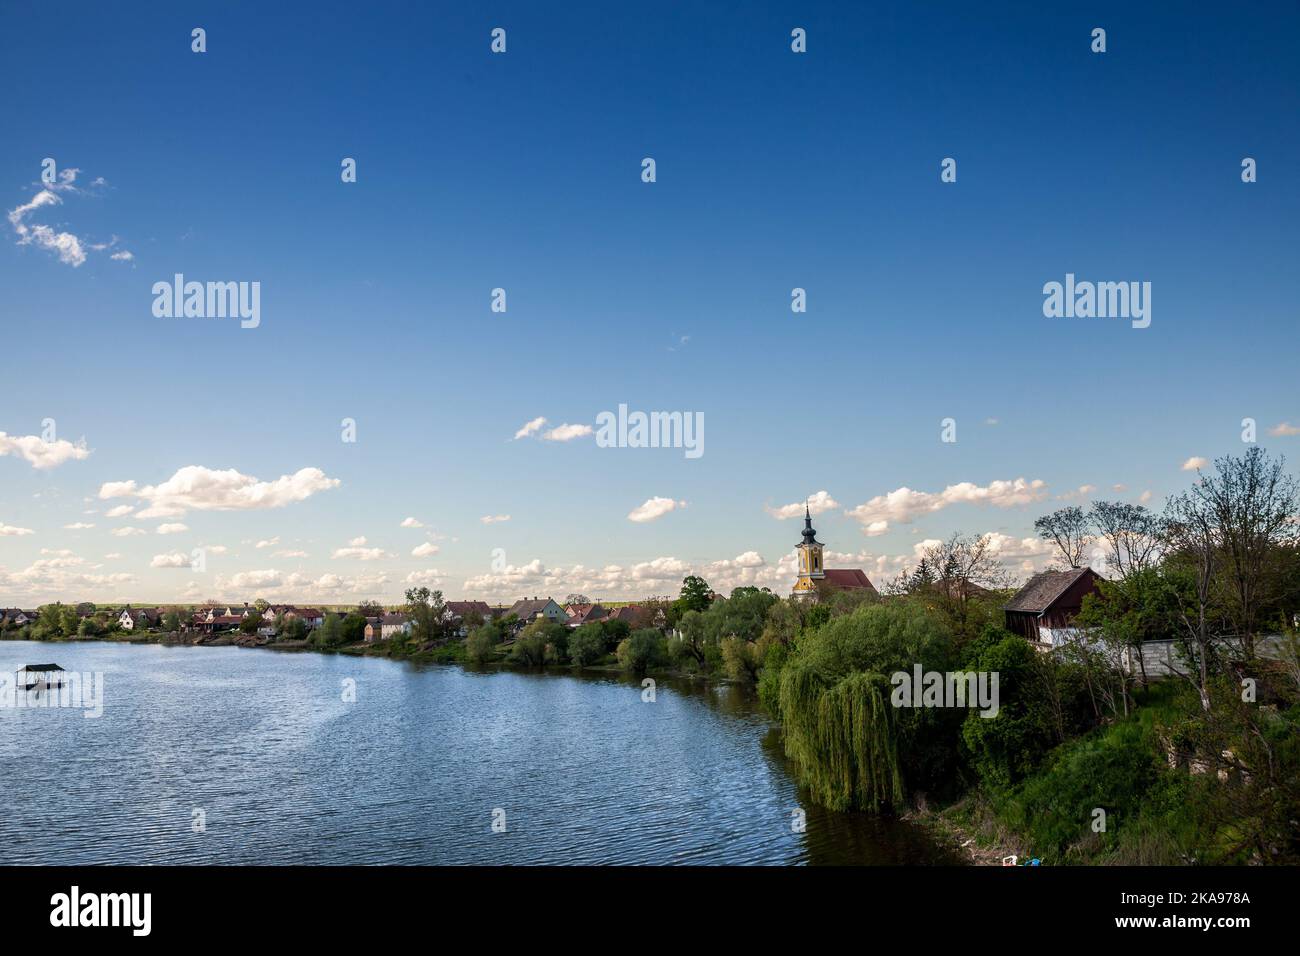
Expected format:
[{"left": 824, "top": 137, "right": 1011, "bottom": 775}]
[{"left": 791, "top": 503, "right": 825, "bottom": 599}]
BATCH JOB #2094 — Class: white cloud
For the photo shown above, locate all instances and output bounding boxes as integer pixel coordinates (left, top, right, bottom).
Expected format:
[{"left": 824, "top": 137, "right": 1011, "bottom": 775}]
[
  {"left": 400, "top": 517, "right": 424, "bottom": 528},
  {"left": 543, "top": 423, "right": 593, "bottom": 442},
  {"left": 255, "top": 537, "right": 280, "bottom": 549},
  {"left": 105, "top": 504, "right": 135, "bottom": 518},
  {"left": 332, "top": 537, "right": 392, "bottom": 561},
  {"left": 63, "top": 522, "right": 95, "bottom": 530},
  {"left": 627, "top": 497, "right": 685, "bottom": 523},
  {"left": 513, "top": 416, "right": 547, "bottom": 440},
  {"left": 481, "top": 514, "right": 511, "bottom": 524},
  {"left": 846, "top": 477, "right": 1048, "bottom": 533},
  {"left": 0, "top": 553, "right": 136, "bottom": 600},
  {"left": 111, "top": 526, "right": 147, "bottom": 537},
  {"left": 1268, "top": 422, "right": 1300, "bottom": 437},
  {"left": 1, "top": 522, "right": 35, "bottom": 536},
  {"left": 1057, "top": 484, "right": 1096, "bottom": 501},
  {"left": 150, "top": 552, "right": 193, "bottom": 569},
  {"left": 7, "top": 174, "right": 133, "bottom": 267},
  {"left": 1181, "top": 457, "right": 1208, "bottom": 471},
  {"left": 0, "top": 432, "right": 91, "bottom": 470},
  {"left": 766, "top": 490, "right": 840, "bottom": 520},
  {"left": 272, "top": 549, "right": 308, "bottom": 558},
  {"left": 411, "top": 542, "right": 440, "bottom": 557},
  {"left": 156, "top": 523, "right": 189, "bottom": 535},
  {"left": 404, "top": 569, "right": 444, "bottom": 587},
  {"left": 98, "top": 465, "right": 340, "bottom": 518}
]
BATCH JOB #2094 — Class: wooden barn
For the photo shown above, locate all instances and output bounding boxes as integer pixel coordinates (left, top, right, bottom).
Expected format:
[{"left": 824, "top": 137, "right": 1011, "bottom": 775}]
[{"left": 1004, "top": 567, "right": 1103, "bottom": 646}]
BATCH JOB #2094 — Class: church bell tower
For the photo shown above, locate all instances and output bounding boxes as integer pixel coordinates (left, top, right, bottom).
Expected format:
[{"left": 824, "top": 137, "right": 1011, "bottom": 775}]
[{"left": 791, "top": 503, "right": 825, "bottom": 599}]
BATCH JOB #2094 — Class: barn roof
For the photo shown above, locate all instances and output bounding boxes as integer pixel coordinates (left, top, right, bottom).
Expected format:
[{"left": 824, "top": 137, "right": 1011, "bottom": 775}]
[{"left": 1004, "top": 567, "right": 1095, "bottom": 613}]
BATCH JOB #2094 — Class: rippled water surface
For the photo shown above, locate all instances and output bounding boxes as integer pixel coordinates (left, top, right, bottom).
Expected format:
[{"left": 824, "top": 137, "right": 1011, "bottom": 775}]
[{"left": 0, "top": 642, "right": 956, "bottom": 865}]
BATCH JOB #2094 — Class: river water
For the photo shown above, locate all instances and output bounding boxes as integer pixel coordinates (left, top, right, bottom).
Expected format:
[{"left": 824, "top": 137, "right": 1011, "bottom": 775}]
[{"left": 0, "top": 641, "right": 956, "bottom": 865}]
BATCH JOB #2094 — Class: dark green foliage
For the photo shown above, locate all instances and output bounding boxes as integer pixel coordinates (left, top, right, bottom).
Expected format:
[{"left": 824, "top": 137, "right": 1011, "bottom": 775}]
[
  {"left": 466, "top": 624, "right": 503, "bottom": 663},
  {"left": 776, "top": 603, "right": 961, "bottom": 812},
  {"left": 960, "top": 631, "right": 1060, "bottom": 789},
  {"left": 569, "top": 624, "right": 607, "bottom": 666},
  {"left": 616, "top": 629, "right": 668, "bottom": 674}
]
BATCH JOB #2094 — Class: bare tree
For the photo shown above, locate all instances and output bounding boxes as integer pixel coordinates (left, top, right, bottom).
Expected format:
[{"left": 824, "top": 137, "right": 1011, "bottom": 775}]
[
  {"left": 1034, "top": 506, "right": 1090, "bottom": 569},
  {"left": 1164, "top": 491, "right": 1217, "bottom": 712},
  {"left": 1192, "top": 447, "right": 1300, "bottom": 657},
  {"left": 1090, "top": 500, "right": 1163, "bottom": 579}
]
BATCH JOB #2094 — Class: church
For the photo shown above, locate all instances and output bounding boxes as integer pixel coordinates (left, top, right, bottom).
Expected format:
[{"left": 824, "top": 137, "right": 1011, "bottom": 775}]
[{"left": 791, "top": 504, "right": 877, "bottom": 600}]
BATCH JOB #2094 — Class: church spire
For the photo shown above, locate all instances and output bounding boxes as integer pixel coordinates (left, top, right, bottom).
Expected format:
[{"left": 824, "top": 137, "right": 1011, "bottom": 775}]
[{"left": 800, "top": 501, "right": 820, "bottom": 546}]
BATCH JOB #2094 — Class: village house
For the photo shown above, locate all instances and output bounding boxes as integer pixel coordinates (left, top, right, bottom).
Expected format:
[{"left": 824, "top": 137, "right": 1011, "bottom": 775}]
[
  {"left": 1, "top": 608, "right": 37, "bottom": 628},
  {"left": 564, "top": 603, "right": 609, "bottom": 628},
  {"left": 506, "top": 598, "right": 567, "bottom": 627},
  {"left": 443, "top": 601, "right": 493, "bottom": 637},
  {"left": 380, "top": 613, "right": 413, "bottom": 640},
  {"left": 1004, "top": 567, "right": 1103, "bottom": 647},
  {"left": 117, "top": 607, "right": 161, "bottom": 631}
]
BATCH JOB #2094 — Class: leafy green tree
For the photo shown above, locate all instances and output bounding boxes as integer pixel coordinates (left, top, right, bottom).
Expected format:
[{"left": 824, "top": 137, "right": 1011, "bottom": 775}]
[
  {"left": 311, "top": 614, "right": 345, "bottom": 648},
  {"left": 340, "top": 612, "right": 366, "bottom": 644},
  {"left": 674, "top": 575, "right": 712, "bottom": 616},
  {"left": 467, "top": 624, "right": 503, "bottom": 663},
  {"left": 569, "top": 625, "right": 607, "bottom": 666},
  {"left": 280, "top": 617, "right": 309, "bottom": 641},
  {"left": 777, "top": 602, "right": 959, "bottom": 812},
  {"left": 404, "top": 587, "right": 448, "bottom": 644},
  {"left": 615, "top": 629, "right": 668, "bottom": 674},
  {"left": 960, "top": 631, "right": 1060, "bottom": 788}
]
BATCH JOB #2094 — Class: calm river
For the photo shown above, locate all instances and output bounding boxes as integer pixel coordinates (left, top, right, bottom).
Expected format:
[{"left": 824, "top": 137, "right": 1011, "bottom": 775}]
[{"left": 0, "top": 641, "right": 956, "bottom": 865}]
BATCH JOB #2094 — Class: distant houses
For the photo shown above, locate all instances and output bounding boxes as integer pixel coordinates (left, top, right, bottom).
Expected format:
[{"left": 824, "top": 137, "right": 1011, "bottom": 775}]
[
  {"left": 507, "top": 598, "right": 567, "bottom": 625},
  {"left": 117, "top": 607, "right": 160, "bottom": 630}
]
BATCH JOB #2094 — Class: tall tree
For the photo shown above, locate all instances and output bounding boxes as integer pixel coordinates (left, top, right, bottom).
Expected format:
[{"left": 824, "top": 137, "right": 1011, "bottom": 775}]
[
  {"left": 1090, "top": 500, "right": 1163, "bottom": 580},
  {"left": 1193, "top": 447, "right": 1300, "bottom": 657},
  {"left": 1034, "top": 505, "right": 1090, "bottom": 569}
]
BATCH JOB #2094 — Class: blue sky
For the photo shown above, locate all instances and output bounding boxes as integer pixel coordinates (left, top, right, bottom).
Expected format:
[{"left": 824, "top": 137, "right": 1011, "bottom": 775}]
[{"left": 2, "top": 1, "right": 1298, "bottom": 605}]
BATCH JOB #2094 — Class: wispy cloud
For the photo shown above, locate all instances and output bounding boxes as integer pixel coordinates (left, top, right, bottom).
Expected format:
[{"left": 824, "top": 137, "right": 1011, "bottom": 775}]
[
  {"left": 543, "top": 423, "right": 593, "bottom": 442},
  {"left": 627, "top": 497, "right": 685, "bottom": 523},
  {"left": 1268, "top": 422, "right": 1300, "bottom": 437},
  {"left": 1181, "top": 456, "right": 1208, "bottom": 471},
  {"left": 6, "top": 169, "right": 133, "bottom": 267},
  {"left": 765, "top": 490, "right": 839, "bottom": 520},
  {"left": 513, "top": 416, "right": 547, "bottom": 440},
  {"left": 480, "top": 514, "right": 511, "bottom": 524}
]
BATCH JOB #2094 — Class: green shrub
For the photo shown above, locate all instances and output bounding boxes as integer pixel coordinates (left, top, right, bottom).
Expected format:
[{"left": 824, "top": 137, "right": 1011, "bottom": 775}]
[
  {"left": 466, "top": 626, "right": 501, "bottom": 663},
  {"left": 616, "top": 629, "right": 668, "bottom": 674},
  {"left": 569, "top": 625, "right": 606, "bottom": 667}
]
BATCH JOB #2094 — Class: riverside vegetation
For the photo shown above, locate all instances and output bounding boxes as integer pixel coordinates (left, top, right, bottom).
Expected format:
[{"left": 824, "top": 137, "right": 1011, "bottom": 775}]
[{"left": 6, "top": 449, "right": 1299, "bottom": 864}]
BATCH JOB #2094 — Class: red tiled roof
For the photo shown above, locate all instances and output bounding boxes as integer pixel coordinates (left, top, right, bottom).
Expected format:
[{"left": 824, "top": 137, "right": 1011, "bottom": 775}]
[{"left": 822, "top": 569, "right": 877, "bottom": 592}]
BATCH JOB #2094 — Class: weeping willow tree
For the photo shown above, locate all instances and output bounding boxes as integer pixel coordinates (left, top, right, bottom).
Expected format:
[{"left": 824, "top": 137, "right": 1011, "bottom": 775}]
[
  {"left": 772, "top": 602, "right": 960, "bottom": 813},
  {"left": 779, "top": 666, "right": 904, "bottom": 812}
]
